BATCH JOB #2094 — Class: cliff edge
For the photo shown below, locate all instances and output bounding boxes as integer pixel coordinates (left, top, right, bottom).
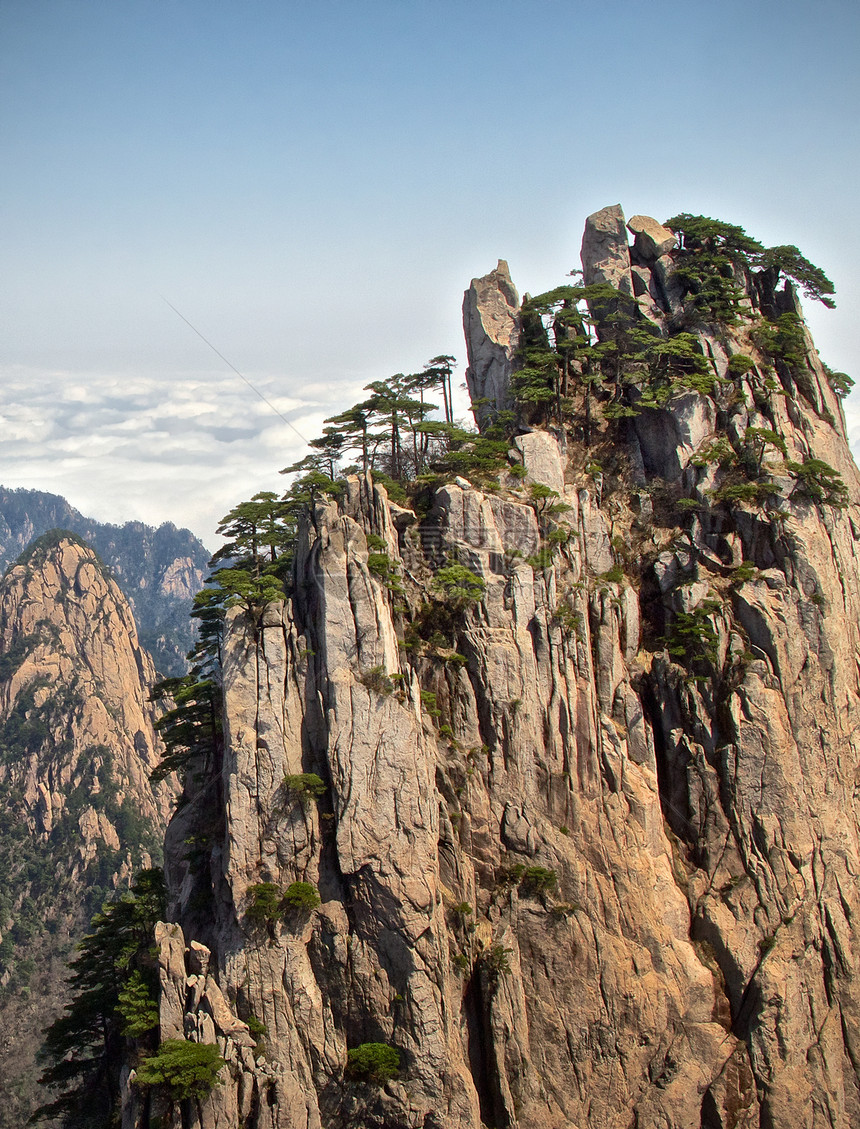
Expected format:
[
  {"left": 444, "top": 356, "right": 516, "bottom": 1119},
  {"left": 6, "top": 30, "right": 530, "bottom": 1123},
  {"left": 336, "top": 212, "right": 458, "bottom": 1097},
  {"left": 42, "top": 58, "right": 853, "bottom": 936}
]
[{"left": 124, "top": 208, "right": 860, "bottom": 1129}]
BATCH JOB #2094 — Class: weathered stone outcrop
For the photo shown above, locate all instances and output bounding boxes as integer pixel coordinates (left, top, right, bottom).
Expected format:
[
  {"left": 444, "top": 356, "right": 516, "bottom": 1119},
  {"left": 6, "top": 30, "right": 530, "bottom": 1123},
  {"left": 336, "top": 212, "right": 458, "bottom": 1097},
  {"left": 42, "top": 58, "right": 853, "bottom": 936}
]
[
  {"left": 141, "top": 209, "right": 860, "bottom": 1129},
  {"left": 463, "top": 260, "right": 520, "bottom": 427},
  {"left": 627, "top": 213, "right": 677, "bottom": 261},
  {"left": 0, "top": 535, "right": 170, "bottom": 840},
  {"left": 0, "top": 533, "right": 171, "bottom": 1128},
  {"left": 580, "top": 203, "right": 633, "bottom": 295}
]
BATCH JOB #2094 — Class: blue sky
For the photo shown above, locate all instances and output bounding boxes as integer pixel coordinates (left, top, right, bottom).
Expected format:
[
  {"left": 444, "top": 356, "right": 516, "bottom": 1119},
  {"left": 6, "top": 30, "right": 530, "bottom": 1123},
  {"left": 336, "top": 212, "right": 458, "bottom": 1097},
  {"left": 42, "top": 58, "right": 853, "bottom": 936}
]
[{"left": 1, "top": 0, "right": 858, "bottom": 545}]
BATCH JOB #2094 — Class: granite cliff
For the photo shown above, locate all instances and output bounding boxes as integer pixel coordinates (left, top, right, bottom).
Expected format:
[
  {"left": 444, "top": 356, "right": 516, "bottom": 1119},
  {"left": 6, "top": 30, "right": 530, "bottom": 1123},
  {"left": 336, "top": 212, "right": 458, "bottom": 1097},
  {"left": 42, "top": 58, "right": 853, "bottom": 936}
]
[
  {"left": 0, "top": 533, "right": 171, "bottom": 1126},
  {"left": 108, "top": 207, "right": 860, "bottom": 1128}
]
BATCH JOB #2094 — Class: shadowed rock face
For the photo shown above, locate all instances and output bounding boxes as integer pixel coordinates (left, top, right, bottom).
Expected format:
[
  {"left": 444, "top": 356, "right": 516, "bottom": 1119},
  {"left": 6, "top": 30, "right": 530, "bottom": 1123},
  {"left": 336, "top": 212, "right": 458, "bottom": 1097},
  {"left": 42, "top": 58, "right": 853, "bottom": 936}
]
[
  {"left": 0, "top": 534, "right": 171, "bottom": 1128},
  {"left": 136, "top": 211, "right": 860, "bottom": 1128}
]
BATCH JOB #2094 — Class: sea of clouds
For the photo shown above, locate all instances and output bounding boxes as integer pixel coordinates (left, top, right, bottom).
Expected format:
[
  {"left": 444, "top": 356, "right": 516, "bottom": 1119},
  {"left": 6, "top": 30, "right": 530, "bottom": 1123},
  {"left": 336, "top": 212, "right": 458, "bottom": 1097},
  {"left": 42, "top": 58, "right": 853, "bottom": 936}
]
[
  {"left": 1, "top": 362, "right": 859, "bottom": 552},
  {"left": 0, "top": 363, "right": 366, "bottom": 548}
]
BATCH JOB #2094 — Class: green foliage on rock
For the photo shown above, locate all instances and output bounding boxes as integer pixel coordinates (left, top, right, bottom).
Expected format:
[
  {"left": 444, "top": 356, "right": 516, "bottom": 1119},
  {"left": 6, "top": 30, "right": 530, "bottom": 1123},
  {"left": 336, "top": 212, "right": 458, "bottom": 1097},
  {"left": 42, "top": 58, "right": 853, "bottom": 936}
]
[
  {"left": 134, "top": 1040, "right": 224, "bottom": 1102},
  {"left": 0, "top": 631, "right": 39, "bottom": 680},
  {"left": 480, "top": 944, "right": 513, "bottom": 984},
  {"left": 358, "top": 665, "right": 394, "bottom": 695},
  {"left": 495, "top": 862, "right": 526, "bottom": 886},
  {"left": 665, "top": 600, "right": 722, "bottom": 669},
  {"left": 346, "top": 1042, "right": 401, "bottom": 1084},
  {"left": 431, "top": 561, "right": 486, "bottom": 608},
  {"left": 282, "top": 881, "right": 321, "bottom": 912},
  {"left": 246, "top": 879, "right": 321, "bottom": 926},
  {"left": 150, "top": 674, "right": 221, "bottom": 784},
  {"left": 756, "top": 244, "right": 836, "bottom": 308},
  {"left": 711, "top": 481, "right": 781, "bottom": 506},
  {"left": 367, "top": 551, "right": 404, "bottom": 593},
  {"left": 309, "top": 359, "right": 465, "bottom": 483},
  {"left": 33, "top": 870, "right": 166, "bottom": 1127},
  {"left": 512, "top": 279, "right": 718, "bottom": 433},
  {"left": 664, "top": 214, "right": 760, "bottom": 324},
  {"left": 212, "top": 491, "right": 298, "bottom": 571},
  {"left": 246, "top": 882, "right": 284, "bottom": 926},
  {"left": 727, "top": 354, "right": 755, "bottom": 377},
  {"left": 823, "top": 364, "right": 854, "bottom": 398},
  {"left": 117, "top": 969, "right": 159, "bottom": 1037},
  {"left": 519, "top": 866, "right": 558, "bottom": 896},
  {"left": 785, "top": 459, "right": 849, "bottom": 509},
  {"left": 690, "top": 436, "right": 736, "bottom": 469},
  {"left": 431, "top": 428, "right": 511, "bottom": 484},
  {"left": 283, "top": 773, "right": 326, "bottom": 803},
  {"left": 750, "top": 313, "right": 808, "bottom": 379},
  {"left": 666, "top": 214, "right": 836, "bottom": 322},
  {"left": 740, "top": 427, "right": 787, "bottom": 478},
  {"left": 665, "top": 214, "right": 765, "bottom": 260}
]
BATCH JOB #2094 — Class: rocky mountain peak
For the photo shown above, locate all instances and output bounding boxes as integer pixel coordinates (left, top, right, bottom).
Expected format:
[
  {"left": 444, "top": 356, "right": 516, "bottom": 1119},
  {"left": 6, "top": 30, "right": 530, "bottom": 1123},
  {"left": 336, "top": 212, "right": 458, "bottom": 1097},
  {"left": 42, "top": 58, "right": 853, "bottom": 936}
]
[
  {"left": 0, "top": 488, "right": 211, "bottom": 676},
  {"left": 580, "top": 202, "right": 634, "bottom": 293},
  {"left": 0, "top": 531, "right": 166, "bottom": 801},
  {"left": 0, "top": 531, "right": 171, "bottom": 1126},
  {"left": 36, "top": 206, "right": 860, "bottom": 1129}
]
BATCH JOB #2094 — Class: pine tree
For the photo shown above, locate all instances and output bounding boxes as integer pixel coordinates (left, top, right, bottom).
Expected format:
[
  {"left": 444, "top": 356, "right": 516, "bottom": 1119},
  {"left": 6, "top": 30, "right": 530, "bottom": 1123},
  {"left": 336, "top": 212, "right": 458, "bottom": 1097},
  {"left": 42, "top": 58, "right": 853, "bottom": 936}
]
[{"left": 33, "top": 871, "right": 166, "bottom": 1128}]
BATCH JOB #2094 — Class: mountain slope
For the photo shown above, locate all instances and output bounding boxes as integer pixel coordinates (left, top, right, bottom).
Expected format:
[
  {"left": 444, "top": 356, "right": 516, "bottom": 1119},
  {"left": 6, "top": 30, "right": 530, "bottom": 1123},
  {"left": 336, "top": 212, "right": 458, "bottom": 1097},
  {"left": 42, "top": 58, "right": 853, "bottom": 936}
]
[
  {"left": 0, "top": 487, "right": 210, "bottom": 675},
  {"left": 0, "top": 532, "right": 172, "bottom": 1127}
]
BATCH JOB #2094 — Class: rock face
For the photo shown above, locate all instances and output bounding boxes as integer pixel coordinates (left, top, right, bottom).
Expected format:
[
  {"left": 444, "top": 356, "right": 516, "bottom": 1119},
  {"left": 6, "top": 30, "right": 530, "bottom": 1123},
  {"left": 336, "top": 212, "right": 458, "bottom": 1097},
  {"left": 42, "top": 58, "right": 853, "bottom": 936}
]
[
  {"left": 136, "top": 210, "right": 860, "bottom": 1128},
  {"left": 0, "top": 486, "right": 210, "bottom": 675},
  {"left": 463, "top": 260, "right": 520, "bottom": 427},
  {"left": 580, "top": 203, "right": 633, "bottom": 294},
  {"left": 627, "top": 213, "right": 677, "bottom": 260},
  {"left": 0, "top": 533, "right": 171, "bottom": 1128}
]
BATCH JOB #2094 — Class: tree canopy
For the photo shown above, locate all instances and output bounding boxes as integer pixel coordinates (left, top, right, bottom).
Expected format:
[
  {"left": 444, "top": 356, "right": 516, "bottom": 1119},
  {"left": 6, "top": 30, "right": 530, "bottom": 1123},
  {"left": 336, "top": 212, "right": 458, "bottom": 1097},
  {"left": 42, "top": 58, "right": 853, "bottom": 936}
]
[{"left": 666, "top": 214, "right": 836, "bottom": 314}]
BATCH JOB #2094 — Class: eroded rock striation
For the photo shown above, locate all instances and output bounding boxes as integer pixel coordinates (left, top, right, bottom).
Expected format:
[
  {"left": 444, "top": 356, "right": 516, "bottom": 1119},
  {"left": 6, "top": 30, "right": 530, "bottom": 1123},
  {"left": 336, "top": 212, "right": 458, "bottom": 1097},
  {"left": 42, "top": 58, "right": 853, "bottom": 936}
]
[{"left": 132, "top": 207, "right": 860, "bottom": 1128}]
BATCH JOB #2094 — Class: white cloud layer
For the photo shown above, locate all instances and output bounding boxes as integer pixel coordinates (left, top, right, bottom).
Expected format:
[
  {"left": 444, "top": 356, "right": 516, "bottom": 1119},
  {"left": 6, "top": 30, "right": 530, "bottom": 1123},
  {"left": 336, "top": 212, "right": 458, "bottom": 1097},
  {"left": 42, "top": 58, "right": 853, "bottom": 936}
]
[
  {"left": 2, "top": 360, "right": 860, "bottom": 553},
  {"left": 0, "top": 364, "right": 364, "bottom": 548}
]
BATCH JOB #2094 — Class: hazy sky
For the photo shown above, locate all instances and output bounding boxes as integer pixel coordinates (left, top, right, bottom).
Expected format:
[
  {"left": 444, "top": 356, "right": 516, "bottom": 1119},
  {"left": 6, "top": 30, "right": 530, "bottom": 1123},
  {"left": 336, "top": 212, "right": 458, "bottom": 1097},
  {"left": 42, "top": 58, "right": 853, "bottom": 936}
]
[{"left": 1, "top": 0, "right": 859, "bottom": 547}]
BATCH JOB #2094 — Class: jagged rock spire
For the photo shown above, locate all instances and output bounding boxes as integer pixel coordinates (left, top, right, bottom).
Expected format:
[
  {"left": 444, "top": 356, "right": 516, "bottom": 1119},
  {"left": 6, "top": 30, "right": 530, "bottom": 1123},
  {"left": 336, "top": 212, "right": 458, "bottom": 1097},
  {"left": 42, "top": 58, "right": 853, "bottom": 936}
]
[
  {"left": 463, "top": 258, "right": 520, "bottom": 427},
  {"left": 580, "top": 203, "right": 634, "bottom": 294},
  {"left": 117, "top": 208, "right": 860, "bottom": 1129}
]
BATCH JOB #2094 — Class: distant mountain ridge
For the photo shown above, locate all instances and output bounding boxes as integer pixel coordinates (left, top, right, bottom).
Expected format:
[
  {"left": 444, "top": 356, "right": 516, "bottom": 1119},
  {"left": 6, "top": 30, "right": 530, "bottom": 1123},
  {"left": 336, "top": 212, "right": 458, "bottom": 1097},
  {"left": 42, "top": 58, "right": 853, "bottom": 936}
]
[{"left": 0, "top": 486, "right": 211, "bottom": 676}]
